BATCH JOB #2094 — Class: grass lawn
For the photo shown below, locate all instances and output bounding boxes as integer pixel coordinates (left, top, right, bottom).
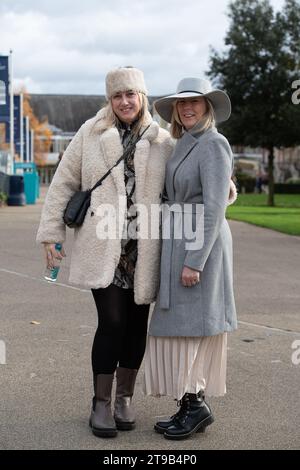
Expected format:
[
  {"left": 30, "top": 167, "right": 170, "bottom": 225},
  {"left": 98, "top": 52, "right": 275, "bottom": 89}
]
[{"left": 226, "top": 194, "right": 300, "bottom": 236}]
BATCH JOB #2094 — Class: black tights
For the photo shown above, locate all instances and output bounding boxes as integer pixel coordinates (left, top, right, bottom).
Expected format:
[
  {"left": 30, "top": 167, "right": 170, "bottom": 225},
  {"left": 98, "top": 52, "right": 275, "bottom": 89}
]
[{"left": 91, "top": 284, "right": 150, "bottom": 374}]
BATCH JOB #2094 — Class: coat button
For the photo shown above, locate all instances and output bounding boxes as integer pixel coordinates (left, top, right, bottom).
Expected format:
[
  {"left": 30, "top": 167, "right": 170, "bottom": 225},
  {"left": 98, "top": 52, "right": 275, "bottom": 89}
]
[{"left": 91, "top": 211, "right": 94, "bottom": 217}]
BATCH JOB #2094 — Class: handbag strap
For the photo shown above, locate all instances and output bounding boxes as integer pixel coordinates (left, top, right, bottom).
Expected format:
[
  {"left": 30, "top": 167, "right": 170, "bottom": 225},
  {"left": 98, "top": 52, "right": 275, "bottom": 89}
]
[{"left": 89, "top": 124, "right": 151, "bottom": 194}]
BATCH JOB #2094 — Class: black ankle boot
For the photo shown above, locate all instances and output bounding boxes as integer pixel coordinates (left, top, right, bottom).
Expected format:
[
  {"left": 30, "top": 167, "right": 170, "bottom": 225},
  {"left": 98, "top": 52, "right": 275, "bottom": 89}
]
[
  {"left": 154, "top": 395, "right": 189, "bottom": 434},
  {"left": 163, "top": 391, "right": 214, "bottom": 440}
]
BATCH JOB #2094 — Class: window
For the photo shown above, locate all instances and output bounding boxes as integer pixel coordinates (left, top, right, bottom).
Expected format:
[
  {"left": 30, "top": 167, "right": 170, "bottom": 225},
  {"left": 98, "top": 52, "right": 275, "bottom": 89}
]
[{"left": 0, "top": 81, "right": 6, "bottom": 105}]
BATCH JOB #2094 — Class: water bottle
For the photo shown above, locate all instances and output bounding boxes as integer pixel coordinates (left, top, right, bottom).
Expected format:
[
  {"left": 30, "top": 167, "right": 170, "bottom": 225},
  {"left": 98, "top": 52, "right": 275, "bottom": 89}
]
[{"left": 44, "top": 243, "right": 62, "bottom": 282}]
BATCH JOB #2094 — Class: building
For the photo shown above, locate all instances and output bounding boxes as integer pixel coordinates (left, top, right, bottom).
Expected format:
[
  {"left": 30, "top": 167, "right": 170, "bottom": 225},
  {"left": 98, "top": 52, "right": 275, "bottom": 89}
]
[
  {"left": 30, "top": 94, "right": 106, "bottom": 184},
  {"left": 29, "top": 94, "right": 300, "bottom": 185},
  {"left": 29, "top": 93, "right": 160, "bottom": 184}
]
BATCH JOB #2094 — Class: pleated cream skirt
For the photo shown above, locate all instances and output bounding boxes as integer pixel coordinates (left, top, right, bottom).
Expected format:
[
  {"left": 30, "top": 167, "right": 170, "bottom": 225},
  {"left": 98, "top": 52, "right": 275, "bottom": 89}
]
[{"left": 143, "top": 333, "right": 227, "bottom": 400}]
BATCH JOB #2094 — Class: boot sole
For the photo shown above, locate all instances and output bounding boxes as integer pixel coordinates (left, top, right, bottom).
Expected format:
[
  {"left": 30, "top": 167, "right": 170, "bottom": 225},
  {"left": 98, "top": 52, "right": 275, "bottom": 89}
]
[
  {"left": 164, "top": 414, "right": 214, "bottom": 440},
  {"left": 115, "top": 420, "right": 136, "bottom": 431},
  {"left": 89, "top": 418, "right": 118, "bottom": 438},
  {"left": 92, "top": 427, "right": 118, "bottom": 438},
  {"left": 154, "top": 423, "right": 205, "bottom": 434}
]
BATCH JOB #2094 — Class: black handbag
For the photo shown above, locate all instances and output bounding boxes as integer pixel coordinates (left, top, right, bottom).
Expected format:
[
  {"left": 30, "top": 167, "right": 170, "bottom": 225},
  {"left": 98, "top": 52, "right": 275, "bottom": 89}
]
[
  {"left": 63, "top": 190, "right": 92, "bottom": 228},
  {"left": 63, "top": 125, "right": 150, "bottom": 228}
]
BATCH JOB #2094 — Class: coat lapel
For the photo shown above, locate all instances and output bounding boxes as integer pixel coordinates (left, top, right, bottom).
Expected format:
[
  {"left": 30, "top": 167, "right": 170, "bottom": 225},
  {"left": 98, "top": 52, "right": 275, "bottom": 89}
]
[
  {"left": 99, "top": 128, "right": 126, "bottom": 197},
  {"left": 134, "top": 139, "right": 150, "bottom": 203},
  {"left": 166, "top": 131, "right": 198, "bottom": 200},
  {"left": 134, "top": 121, "right": 159, "bottom": 203},
  {"left": 98, "top": 119, "right": 159, "bottom": 201}
]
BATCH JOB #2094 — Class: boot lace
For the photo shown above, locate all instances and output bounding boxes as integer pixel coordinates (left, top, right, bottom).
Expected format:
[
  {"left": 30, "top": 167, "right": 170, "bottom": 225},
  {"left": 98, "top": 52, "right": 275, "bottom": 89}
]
[
  {"left": 173, "top": 396, "right": 190, "bottom": 428},
  {"left": 168, "top": 398, "right": 187, "bottom": 421}
]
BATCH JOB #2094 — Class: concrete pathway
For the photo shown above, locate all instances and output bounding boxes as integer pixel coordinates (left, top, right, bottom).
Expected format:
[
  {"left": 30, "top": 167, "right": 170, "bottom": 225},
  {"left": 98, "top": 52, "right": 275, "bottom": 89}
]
[{"left": 0, "top": 186, "right": 299, "bottom": 450}]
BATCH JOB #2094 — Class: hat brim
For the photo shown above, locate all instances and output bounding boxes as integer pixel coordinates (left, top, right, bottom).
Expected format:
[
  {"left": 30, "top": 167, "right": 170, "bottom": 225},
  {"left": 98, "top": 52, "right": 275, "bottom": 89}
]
[{"left": 154, "top": 90, "right": 231, "bottom": 124}]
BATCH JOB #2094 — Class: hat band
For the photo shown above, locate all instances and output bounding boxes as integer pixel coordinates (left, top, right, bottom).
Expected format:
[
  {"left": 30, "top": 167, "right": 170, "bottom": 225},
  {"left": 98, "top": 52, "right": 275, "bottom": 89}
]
[{"left": 178, "top": 90, "right": 203, "bottom": 95}]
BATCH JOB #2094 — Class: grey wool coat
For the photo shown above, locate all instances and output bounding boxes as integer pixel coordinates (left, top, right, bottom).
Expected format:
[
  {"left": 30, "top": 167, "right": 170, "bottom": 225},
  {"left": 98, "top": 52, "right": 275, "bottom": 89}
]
[{"left": 148, "top": 127, "right": 237, "bottom": 337}]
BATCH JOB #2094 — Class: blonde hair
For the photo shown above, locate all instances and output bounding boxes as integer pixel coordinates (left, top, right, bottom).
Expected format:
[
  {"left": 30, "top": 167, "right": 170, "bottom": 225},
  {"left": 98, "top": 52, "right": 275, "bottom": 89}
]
[
  {"left": 100, "top": 92, "right": 150, "bottom": 136},
  {"left": 170, "top": 97, "right": 216, "bottom": 139}
]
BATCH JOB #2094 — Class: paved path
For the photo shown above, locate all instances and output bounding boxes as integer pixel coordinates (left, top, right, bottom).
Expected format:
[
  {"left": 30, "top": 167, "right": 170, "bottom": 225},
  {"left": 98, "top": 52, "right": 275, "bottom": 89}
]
[{"left": 0, "top": 186, "right": 299, "bottom": 450}]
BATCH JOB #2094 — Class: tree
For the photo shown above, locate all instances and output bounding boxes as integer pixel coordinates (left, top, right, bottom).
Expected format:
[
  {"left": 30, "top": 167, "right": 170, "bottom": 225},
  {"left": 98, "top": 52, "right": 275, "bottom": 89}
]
[
  {"left": 22, "top": 91, "right": 52, "bottom": 166},
  {"left": 208, "top": 0, "right": 300, "bottom": 206}
]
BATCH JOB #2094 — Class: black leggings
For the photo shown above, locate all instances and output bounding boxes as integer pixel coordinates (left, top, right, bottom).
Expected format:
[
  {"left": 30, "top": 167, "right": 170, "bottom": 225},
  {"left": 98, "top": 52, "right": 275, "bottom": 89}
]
[{"left": 91, "top": 284, "right": 150, "bottom": 374}]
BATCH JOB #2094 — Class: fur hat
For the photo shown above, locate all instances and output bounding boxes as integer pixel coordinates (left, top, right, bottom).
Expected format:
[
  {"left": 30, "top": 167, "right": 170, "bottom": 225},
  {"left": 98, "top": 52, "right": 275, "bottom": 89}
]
[{"left": 105, "top": 66, "right": 148, "bottom": 99}]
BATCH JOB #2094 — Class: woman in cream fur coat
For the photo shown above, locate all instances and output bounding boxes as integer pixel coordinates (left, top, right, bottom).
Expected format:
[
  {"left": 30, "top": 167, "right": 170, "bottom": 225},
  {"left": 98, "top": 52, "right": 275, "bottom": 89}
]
[{"left": 36, "top": 67, "right": 173, "bottom": 438}]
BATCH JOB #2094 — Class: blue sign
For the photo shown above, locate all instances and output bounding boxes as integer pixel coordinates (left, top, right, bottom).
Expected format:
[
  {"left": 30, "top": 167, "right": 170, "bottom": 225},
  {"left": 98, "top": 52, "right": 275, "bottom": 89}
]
[
  {"left": 23, "top": 116, "right": 29, "bottom": 162},
  {"left": 0, "top": 55, "right": 9, "bottom": 122},
  {"left": 28, "top": 130, "right": 31, "bottom": 162},
  {"left": 29, "top": 129, "right": 34, "bottom": 162},
  {"left": 5, "top": 95, "right": 23, "bottom": 152},
  {"left": 14, "top": 95, "right": 22, "bottom": 156}
]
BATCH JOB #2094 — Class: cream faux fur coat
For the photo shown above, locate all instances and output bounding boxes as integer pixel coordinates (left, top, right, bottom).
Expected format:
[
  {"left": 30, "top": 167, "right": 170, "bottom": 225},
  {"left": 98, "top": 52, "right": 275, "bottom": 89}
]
[{"left": 36, "top": 109, "right": 174, "bottom": 304}]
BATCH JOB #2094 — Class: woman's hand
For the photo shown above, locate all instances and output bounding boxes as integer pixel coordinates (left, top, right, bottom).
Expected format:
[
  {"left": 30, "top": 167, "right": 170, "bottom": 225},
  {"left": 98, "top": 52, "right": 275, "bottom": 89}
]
[
  {"left": 181, "top": 266, "right": 200, "bottom": 287},
  {"left": 228, "top": 179, "right": 237, "bottom": 205},
  {"left": 43, "top": 243, "right": 66, "bottom": 269}
]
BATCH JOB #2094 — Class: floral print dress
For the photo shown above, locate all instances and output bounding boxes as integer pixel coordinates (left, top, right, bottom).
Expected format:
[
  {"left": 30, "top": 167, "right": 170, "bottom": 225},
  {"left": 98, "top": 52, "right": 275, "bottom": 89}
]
[{"left": 112, "top": 124, "right": 138, "bottom": 289}]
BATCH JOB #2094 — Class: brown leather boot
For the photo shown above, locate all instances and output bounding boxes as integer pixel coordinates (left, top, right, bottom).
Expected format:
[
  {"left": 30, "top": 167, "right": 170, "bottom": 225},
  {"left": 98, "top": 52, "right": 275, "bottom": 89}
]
[
  {"left": 90, "top": 373, "right": 117, "bottom": 438},
  {"left": 114, "top": 367, "right": 137, "bottom": 430}
]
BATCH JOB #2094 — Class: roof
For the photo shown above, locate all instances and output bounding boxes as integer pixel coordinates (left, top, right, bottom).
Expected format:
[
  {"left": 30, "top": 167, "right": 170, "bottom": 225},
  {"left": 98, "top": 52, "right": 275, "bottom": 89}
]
[
  {"left": 29, "top": 94, "right": 105, "bottom": 133},
  {"left": 29, "top": 94, "right": 159, "bottom": 133}
]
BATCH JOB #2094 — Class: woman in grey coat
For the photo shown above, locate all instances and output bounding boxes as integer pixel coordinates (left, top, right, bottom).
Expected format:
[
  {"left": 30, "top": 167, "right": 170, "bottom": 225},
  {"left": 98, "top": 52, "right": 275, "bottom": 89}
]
[{"left": 144, "top": 77, "right": 238, "bottom": 440}]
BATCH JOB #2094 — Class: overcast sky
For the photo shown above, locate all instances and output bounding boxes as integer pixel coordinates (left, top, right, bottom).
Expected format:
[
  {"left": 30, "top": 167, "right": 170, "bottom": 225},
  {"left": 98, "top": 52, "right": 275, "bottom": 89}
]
[{"left": 0, "top": 0, "right": 285, "bottom": 96}]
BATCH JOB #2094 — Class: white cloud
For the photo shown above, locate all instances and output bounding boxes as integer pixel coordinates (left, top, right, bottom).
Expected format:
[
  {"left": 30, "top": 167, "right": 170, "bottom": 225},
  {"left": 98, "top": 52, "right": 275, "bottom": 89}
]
[
  {"left": 14, "top": 77, "right": 43, "bottom": 94},
  {"left": 0, "top": 0, "right": 287, "bottom": 96}
]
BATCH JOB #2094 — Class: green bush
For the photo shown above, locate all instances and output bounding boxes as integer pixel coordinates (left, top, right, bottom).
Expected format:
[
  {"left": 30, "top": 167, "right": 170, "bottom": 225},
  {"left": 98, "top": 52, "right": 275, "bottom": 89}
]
[
  {"left": 274, "top": 184, "right": 300, "bottom": 194},
  {"left": 285, "top": 178, "right": 300, "bottom": 184},
  {"left": 0, "top": 191, "right": 7, "bottom": 206}
]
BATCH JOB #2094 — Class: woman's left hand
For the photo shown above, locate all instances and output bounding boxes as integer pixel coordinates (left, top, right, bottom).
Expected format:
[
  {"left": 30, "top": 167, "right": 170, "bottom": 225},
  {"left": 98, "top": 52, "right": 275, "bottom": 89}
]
[{"left": 181, "top": 266, "right": 200, "bottom": 287}]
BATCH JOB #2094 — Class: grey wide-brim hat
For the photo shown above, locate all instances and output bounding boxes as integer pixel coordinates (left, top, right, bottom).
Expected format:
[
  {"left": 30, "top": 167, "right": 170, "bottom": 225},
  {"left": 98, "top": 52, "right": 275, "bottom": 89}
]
[{"left": 154, "top": 77, "right": 231, "bottom": 124}]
